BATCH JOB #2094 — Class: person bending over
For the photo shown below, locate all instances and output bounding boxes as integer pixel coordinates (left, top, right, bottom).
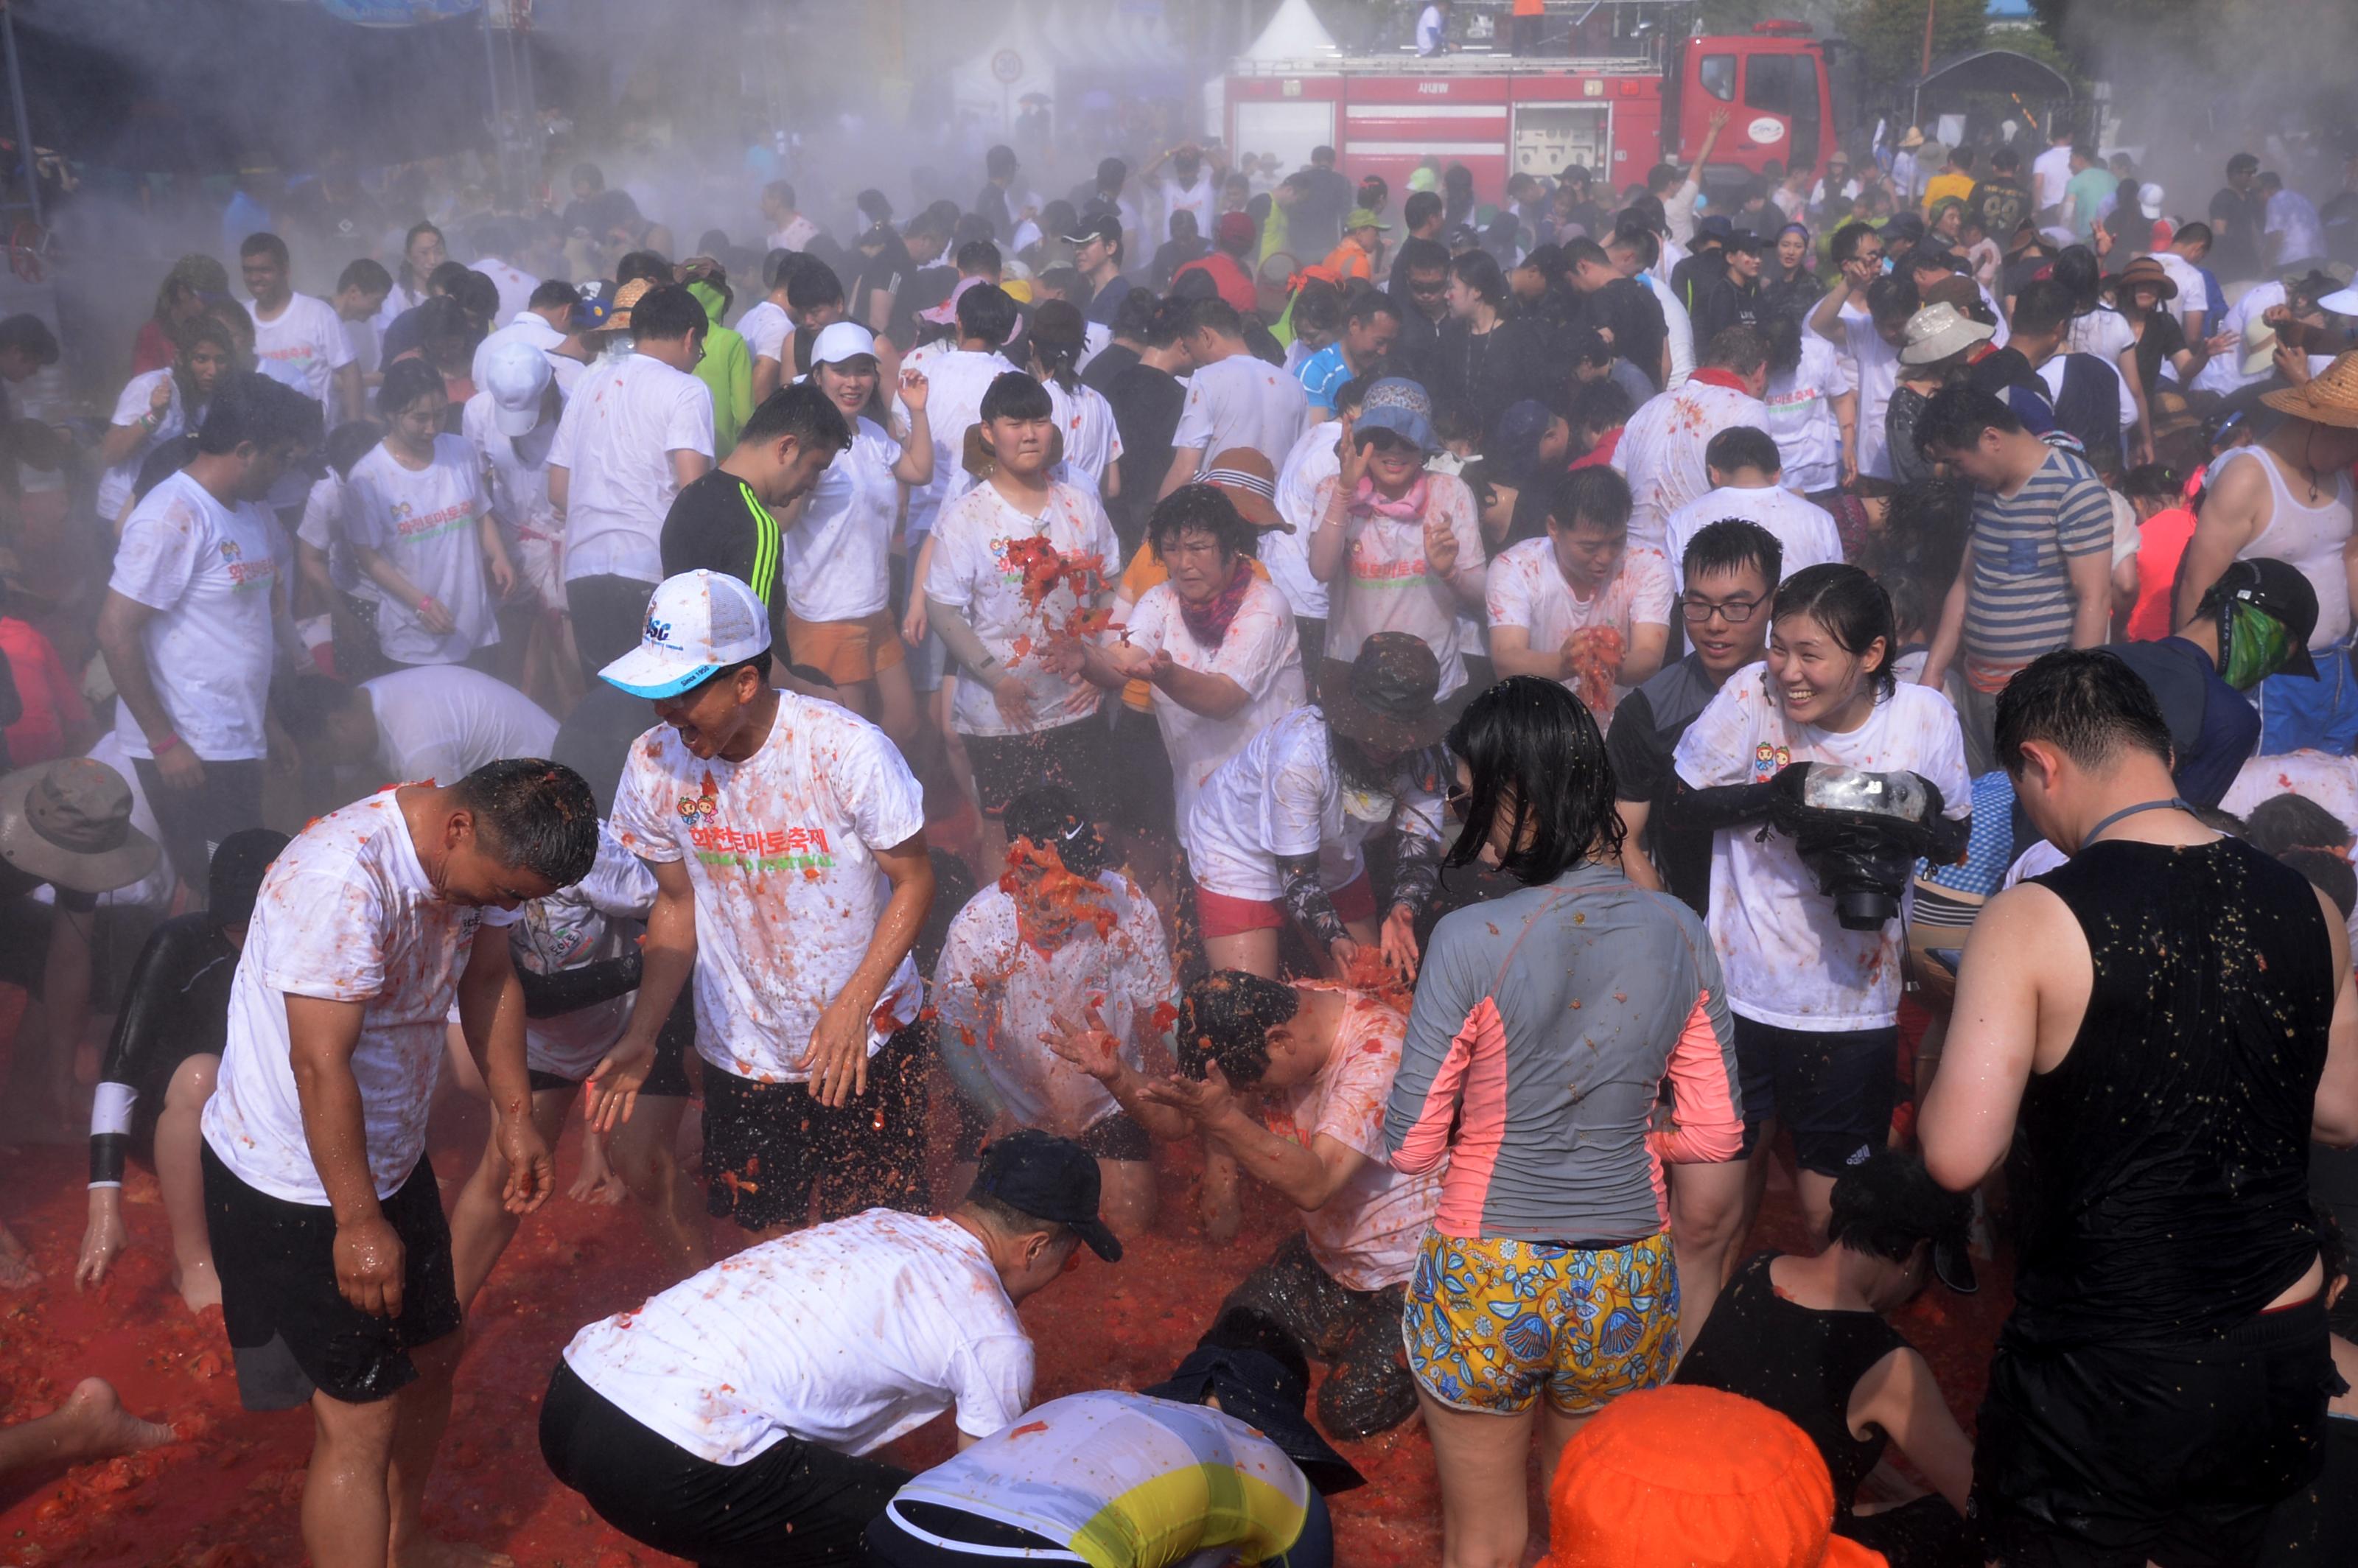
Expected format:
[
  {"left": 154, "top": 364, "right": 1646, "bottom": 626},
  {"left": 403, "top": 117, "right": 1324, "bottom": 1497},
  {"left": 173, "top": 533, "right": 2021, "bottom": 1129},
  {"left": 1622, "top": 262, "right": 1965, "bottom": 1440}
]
[{"left": 541, "top": 1130, "right": 1118, "bottom": 1568}]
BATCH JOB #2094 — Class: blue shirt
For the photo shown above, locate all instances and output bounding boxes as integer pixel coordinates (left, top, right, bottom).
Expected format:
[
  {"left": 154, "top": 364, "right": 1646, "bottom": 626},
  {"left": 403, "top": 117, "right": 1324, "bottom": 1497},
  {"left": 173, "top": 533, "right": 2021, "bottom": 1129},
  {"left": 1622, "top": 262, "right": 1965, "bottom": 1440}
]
[
  {"left": 1084, "top": 272, "right": 1135, "bottom": 329},
  {"left": 1296, "top": 343, "right": 1352, "bottom": 413}
]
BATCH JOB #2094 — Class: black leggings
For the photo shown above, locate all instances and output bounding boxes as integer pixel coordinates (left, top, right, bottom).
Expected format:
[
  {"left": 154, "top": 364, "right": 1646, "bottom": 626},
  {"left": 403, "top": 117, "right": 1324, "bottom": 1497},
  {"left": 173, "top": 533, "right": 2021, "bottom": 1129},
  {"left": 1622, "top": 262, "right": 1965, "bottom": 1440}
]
[
  {"left": 862, "top": 1488, "right": 1335, "bottom": 1567},
  {"left": 539, "top": 1360, "right": 909, "bottom": 1568}
]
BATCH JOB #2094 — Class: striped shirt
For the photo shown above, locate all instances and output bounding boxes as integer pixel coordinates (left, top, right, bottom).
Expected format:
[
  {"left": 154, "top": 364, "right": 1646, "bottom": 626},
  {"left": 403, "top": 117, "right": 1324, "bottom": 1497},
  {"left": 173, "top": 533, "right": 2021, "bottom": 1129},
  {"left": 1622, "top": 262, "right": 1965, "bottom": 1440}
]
[
  {"left": 1961, "top": 445, "right": 2113, "bottom": 668},
  {"left": 1382, "top": 861, "right": 1742, "bottom": 1242}
]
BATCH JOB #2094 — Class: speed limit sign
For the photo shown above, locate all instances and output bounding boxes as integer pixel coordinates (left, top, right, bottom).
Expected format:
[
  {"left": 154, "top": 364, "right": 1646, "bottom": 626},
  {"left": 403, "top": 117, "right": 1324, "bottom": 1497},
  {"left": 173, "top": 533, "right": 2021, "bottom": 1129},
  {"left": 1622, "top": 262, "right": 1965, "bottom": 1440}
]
[{"left": 992, "top": 49, "right": 1024, "bottom": 84}]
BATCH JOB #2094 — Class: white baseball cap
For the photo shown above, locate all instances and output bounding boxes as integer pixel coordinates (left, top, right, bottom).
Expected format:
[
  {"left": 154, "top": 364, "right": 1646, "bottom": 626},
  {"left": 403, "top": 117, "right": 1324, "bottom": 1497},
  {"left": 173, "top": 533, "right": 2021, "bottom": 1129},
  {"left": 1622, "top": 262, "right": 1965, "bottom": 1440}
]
[
  {"left": 808, "top": 321, "right": 878, "bottom": 368},
  {"left": 2322, "top": 285, "right": 2358, "bottom": 315},
  {"left": 483, "top": 339, "right": 554, "bottom": 438},
  {"left": 599, "top": 570, "right": 772, "bottom": 699}
]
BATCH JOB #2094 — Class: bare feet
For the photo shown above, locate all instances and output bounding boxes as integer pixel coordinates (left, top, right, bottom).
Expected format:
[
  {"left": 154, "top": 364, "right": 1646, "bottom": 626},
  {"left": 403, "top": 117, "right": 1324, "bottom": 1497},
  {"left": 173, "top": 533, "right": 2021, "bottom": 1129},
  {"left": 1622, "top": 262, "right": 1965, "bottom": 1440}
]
[
  {"left": 392, "top": 1538, "right": 516, "bottom": 1567},
  {"left": 565, "top": 1129, "right": 627, "bottom": 1207},
  {"left": 172, "top": 1258, "right": 224, "bottom": 1315},
  {"left": 0, "top": 1222, "right": 40, "bottom": 1289},
  {"left": 46, "top": 1378, "right": 175, "bottom": 1464}
]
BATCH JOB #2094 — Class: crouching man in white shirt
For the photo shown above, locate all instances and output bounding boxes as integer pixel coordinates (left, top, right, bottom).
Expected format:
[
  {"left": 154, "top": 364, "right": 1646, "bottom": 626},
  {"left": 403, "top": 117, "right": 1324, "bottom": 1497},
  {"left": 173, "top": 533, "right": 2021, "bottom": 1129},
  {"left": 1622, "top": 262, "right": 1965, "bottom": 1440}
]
[
  {"left": 197, "top": 758, "right": 600, "bottom": 1568},
  {"left": 541, "top": 1129, "right": 1121, "bottom": 1567}
]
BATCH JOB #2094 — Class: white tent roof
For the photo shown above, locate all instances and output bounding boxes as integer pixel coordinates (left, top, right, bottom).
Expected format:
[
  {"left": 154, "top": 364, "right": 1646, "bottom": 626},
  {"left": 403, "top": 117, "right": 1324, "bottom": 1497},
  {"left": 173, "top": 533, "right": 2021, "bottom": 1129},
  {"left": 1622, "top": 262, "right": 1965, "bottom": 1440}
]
[{"left": 1239, "top": 0, "right": 1340, "bottom": 63}]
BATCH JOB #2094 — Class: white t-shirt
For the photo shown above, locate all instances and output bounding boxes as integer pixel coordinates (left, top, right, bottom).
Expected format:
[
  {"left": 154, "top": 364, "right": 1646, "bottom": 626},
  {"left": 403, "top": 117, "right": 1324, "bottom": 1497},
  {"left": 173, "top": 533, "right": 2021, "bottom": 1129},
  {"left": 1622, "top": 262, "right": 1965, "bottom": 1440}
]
[
  {"left": 1613, "top": 377, "right": 1771, "bottom": 549},
  {"left": 2066, "top": 307, "right": 2137, "bottom": 370},
  {"left": 1762, "top": 335, "right": 1854, "bottom": 494},
  {"left": 1172, "top": 353, "right": 1309, "bottom": 472},
  {"left": 2194, "top": 281, "right": 2284, "bottom": 397},
  {"left": 1834, "top": 303, "right": 1901, "bottom": 481},
  {"left": 2035, "top": 352, "right": 2137, "bottom": 433},
  {"left": 2219, "top": 749, "right": 2358, "bottom": 951},
  {"left": 1661, "top": 483, "right": 1847, "bottom": 593},
  {"left": 201, "top": 788, "right": 523, "bottom": 1204},
  {"left": 549, "top": 351, "right": 716, "bottom": 584},
  {"left": 345, "top": 435, "right": 499, "bottom": 665},
  {"left": 1269, "top": 419, "right": 1340, "bottom": 620},
  {"left": 738, "top": 300, "right": 791, "bottom": 368},
  {"left": 108, "top": 471, "right": 284, "bottom": 763},
  {"left": 472, "top": 257, "right": 541, "bottom": 326},
  {"left": 562, "top": 1209, "right": 1032, "bottom": 1466},
  {"left": 99, "top": 369, "right": 197, "bottom": 524},
  {"left": 1416, "top": 4, "right": 1446, "bottom": 53},
  {"left": 514, "top": 823, "right": 657, "bottom": 1080},
  {"left": 1316, "top": 471, "right": 1486, "bottom": 696},
  {"left": 2152, "top": 251, "right": 2208, "bottom": 331},
  {"left": 1157, "top": 172, "right": 1218, "bottom": 246},
  {"left": 297, "top": 472, "right": 369, "bottom": 598},
  {"left": 896, "top": 346, "right": 1020, "bottom": 540},
  {"left": 934, "top": 872, "right": 1177, "bottom": 1138},
  {"left": 1643, "top": 272, "right": 1696, "bottom": 391},
  {"left": 462, "top": 388, "right": 564, "bottom": 603},
  {"left": 786, "top": 416, "right": 902, "bottom": 622},
  {"left": 609, "top": 692, "right": 927, "bottom": 1084},
  {"left": 1485, "top": 537, "right": 1673, "bottom": 718},
  {"left": 924, "top": 480, "right": 1122, "bottom": 738},
  {"left": 1183, "top": 707, "right": 1444, "bottom": 901},
  {"left": 360, "top": 665, "right": 557, "bottom": 783},
  {"left": 1045, "top": 376, "right": 1123, "bottom": 491},
  {"left": 1673, "top": 672, "right": 1970, "bottom": 1030},
  {"left": 1121, "top": 575, "right": 1306, "bottom": 825},
  {"left": 2032, "top": 144, "right": 2075, "bottom": 213},
  {"left": 247, "top": 293, "right": 354, "bottom": 416},
  {"left": 2266, "top": 189, "right": 2326, "bottom": 265},
  {"left": 1275, "top": 990, "right": 1439, "bottom": 1290}
]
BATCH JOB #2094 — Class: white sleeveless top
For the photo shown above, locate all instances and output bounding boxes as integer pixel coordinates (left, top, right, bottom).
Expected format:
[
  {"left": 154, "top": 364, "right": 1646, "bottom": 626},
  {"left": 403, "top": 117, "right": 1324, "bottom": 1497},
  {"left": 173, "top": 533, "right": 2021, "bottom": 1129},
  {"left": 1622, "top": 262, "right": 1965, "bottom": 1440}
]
[{"left": 2220, "top": 446, "right": 2355, "bottom": 649}]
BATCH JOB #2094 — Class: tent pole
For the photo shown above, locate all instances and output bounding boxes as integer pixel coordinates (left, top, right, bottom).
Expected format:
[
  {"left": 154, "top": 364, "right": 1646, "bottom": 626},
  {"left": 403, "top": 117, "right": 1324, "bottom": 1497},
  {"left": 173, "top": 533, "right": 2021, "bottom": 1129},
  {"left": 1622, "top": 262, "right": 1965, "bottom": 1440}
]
[{"left": 1, "top": 1, "right": 40, "bottom": 227}]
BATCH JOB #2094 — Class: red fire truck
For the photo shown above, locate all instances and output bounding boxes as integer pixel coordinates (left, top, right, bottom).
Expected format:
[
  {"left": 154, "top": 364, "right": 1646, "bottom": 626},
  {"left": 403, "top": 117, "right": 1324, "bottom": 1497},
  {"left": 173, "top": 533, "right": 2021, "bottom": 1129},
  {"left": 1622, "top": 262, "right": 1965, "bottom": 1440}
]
[{"left": 1224, "top": 7, "right": 1839, "bottom": 203}]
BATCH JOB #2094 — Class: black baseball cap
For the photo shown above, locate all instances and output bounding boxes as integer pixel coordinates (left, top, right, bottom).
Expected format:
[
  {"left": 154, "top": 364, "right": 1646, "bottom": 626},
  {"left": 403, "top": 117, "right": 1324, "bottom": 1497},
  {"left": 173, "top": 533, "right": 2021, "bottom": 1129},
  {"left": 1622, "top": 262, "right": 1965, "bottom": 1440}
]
[
  {"left": 972, "top": 1129, "right": 1123, "bottom": 1261},
  {"left": 1062, "top": 212, "right": 1122, "bottom": 249},
  {"left": 2206, "top": 556, "right": 2320, "bottom": 677}
]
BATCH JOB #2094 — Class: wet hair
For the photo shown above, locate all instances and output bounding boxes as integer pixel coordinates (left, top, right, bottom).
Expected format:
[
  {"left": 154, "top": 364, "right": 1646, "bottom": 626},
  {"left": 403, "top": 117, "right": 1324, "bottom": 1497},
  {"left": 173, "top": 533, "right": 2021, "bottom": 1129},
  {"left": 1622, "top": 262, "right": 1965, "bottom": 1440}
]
[
  {"left": 1774, "top": 564, "right": 1899, "bottom": 699},
  {"left": 956, "top": 284, "right": 1021, "bottom": 347},
  {"left": 1764, "top": 311, "right": 1807, "bottom": 377},
  {"left": 1027, "top": 299, "right": 1088, "bottom": 391},
  {"left": 1865, "top": 273, "right": 1918, "bottom": 329},
  {"left": 130, "top": 434, "right": 200, "bottom": 503},
  {"left": 1150, "top": 484, "right": 1260, "bottom": 563},
  {"left": 1449, "top": 249, "right": 1508, "bottom": 309},
  {"left": 1991, "top": 147, "right": 2021, "bottom": 173},
  {"left": 1544, "top": 465, "right": 1632, "bottom": 533},
  {"left": 323, "top": 419, "right": 383, "bottom": 480},
  {"left": 1290, "top": 284, "right": 1344, "bottom": 343},
  {"left": 1830, "top": 220, "right": 1880, "bottom": 265},
  {"left": 2283, "top": 849, "right": 2358, "bottom": 920},
  {"left": 450, "top": 759, "right": 599, "bottom": 886},
  {"left": 1111, "top": 287, "right": 1164, "bottom": 342},
  {"left": 337, "top": 258, "right": 392, "bottom": 298},
  {"left": 2009, "top": 277, "right": 2074, "bottom": 338},
  {"left": 1175, "top": 971, "right": 1301, "bottom": 1085},
  {"left": 1003, "top": 783, "right": 1108, "bottom": 879},
  {"left": 1995, "top": 647, "right": 2175, "bottom": 775},
  {"left": 1183, "top": 296, "right": 1245, "bottom": 340},
  {"left": 271, "top": 672, "right": 365, "bottom": 743},
  {"left": 980, "top": 369, "right": 1054, "bottom": 424},
  {"left": 1826, "top": 1152, "right": 1970, "bottom": 1264},
  {"left": 1404, "top": 190, "right": 1444, "bottom": 232},
  {"left": 424, "top": 259, "right": 473, "bottom": 298},
  {"left": 239, "top": 231, "right": 290, "bottom": 268},
  {"left": 1197, "top": 1306, "right": 1312, "bottom": 1389},
  {"left": 1567, "top": 378, "right": 1634, "bottom": 435},
  {"left": 617, "top": 284, "right": 701, "bottom": 348},
  {"left": 2051, "top": 246, "right": 2104, "bottom": 315},
  {"left": 1701, "top": 324, "right": 1770, "bottom": 377},
  {"left": 205, "top": 827, "right": 289, "bottom": 929},
  {"left": 955, "top": 239, "right": 1004, "bottom": 277},
  {"left": 377, "top": 357, "right": 447, "bottom": 419},
  {"left": 1395, "top": 237, "right": 1452, "bottom": 280},
  {"left": 197, "top": 371, "right": 317, "bottom": 457},
  {"left": 683, "top": 651, "right": 772, "bottom": 699},
  {"left": 528, "top": 278, "right": 581, "bottom": 315},
  {"left": 170, "top": 312, "right": 237, "bottom": 363},
  {"left": 1445, "top": 676, "right": 1625, "bottom": 883},
  {"left": 1331, "top": 374, "right": 1377, "bottom": 418},
  {"left": 1683, "top": 519, "right": 1783, "bottom": 592},
  {"left": 2119, "top": 463, "right": 2181, "bottom": 503},
  {"left": 965, "top": 1191, "right": 1071, "bottom": 1249},
  {"left": 2172, "top": 221, "right": 2212, "bottom": 249},
  {"left": 1705, "top": 425, "right": 1780, "bottom": 475},
  {"left": 1914, "top": 385, "right": 2023, "bottom": 458},
  {"left": 1138, "top": 294, "right": 1189, "bottom": 349},
  {"left": 2245, "top": 794, "right": 2353, "bottom": 857},
  {"left": 615, "top": 251, "right": 672, "bottom": 288},
  {"left": 739, "top": 380, "right": 852, "bottom": 455}
]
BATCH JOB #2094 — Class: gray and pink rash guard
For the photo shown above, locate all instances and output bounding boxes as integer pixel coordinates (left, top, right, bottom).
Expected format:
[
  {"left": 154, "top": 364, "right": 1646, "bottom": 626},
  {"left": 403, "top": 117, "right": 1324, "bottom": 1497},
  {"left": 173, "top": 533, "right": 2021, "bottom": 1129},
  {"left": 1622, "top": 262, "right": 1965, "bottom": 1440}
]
[{"left": 1382, "top": 861, "right": 1744, "bottom": 1242}]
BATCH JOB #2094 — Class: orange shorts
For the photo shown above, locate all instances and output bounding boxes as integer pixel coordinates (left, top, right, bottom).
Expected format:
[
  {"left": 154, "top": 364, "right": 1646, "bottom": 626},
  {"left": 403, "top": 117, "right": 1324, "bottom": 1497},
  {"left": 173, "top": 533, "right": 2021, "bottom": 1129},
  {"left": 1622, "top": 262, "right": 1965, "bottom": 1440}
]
[
  {"left": 1197, "top": 871, "right": 1376, "bottom": 939},
  {"left": 783, "top": 609, "right": 906, "bottom": 685}
]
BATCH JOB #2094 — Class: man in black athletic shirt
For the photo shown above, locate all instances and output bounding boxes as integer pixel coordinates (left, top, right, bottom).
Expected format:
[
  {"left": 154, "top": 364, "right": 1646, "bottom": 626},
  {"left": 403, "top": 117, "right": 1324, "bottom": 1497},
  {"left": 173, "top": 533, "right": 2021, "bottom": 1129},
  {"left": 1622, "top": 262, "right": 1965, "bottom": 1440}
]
[{"left": 1922, "top": 648, "right": 2358, "bottom": 1567}]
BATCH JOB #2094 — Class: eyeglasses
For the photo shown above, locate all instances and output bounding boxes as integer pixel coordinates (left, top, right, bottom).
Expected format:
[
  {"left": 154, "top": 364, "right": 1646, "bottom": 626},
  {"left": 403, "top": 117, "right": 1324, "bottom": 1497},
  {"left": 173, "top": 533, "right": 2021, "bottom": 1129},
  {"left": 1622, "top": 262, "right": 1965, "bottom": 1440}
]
[{"left": 1681, "top": 595, "right": 1763, "bottom": 625}]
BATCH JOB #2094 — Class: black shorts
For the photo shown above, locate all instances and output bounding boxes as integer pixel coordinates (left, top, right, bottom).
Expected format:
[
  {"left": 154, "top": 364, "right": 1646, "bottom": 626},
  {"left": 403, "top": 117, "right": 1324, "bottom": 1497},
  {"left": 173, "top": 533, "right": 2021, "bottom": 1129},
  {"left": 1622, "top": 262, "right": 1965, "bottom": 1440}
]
[
  {"left": 201, "top": 1144, "right": 462, "bottom": 1410},
  {"left": 701, "top": 1023, "right": 930, "bottom": 1231},
  {"left": 130, "top": 755, "right": 265, "bottom": 895},
  {"left": 541, "top": 1359, "right": 909, "bottom": 1568},
  {"left": 1974, "top": 1297, "right": 2336, "bottom": 1567},
  {"left": 526, "top": 987, "right": 698, "bottom": 1096},
  {"left": 961, "top": 714, "right": 1111, "bottom": 821},
  {"left": 948, "top": 1096, "right": 1152, "bottom": 1163},
  {"left": 1105, "top": 702, "right": 1180, "bottom": 838},
  {"left": 1732, "top": 1016, "right": 1899, "bottom": 1177}
]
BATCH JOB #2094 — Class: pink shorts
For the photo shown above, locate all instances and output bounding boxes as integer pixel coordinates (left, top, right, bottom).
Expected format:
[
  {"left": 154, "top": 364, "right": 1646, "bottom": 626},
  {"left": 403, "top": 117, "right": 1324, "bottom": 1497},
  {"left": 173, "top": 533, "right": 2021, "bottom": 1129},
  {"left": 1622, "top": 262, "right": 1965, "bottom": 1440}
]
[{"left": 1197, "top": 871, "right": 1376, "bottom": 940}]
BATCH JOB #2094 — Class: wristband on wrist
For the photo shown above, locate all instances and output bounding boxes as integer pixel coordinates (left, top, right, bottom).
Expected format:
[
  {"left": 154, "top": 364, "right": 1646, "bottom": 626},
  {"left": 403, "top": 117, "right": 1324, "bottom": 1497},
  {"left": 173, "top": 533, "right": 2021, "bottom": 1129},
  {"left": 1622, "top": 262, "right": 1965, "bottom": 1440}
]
[
  {"left": 150, "top": 732, "right": 182, "bottom": 755},
  {"left": 417, "top": 595, "right": 435, "bottom": 614}
]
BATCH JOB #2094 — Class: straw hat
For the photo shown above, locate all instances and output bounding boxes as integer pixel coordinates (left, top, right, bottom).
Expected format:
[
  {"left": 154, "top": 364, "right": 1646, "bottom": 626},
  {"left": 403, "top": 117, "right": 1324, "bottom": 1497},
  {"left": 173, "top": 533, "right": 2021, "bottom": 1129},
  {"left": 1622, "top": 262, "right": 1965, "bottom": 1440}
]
[
  {"left": 2262, "top": 350, "right": 2358, "bottom": 429},
  {"left": 602, "top": 276, "right": 654, "bottom": 334}
]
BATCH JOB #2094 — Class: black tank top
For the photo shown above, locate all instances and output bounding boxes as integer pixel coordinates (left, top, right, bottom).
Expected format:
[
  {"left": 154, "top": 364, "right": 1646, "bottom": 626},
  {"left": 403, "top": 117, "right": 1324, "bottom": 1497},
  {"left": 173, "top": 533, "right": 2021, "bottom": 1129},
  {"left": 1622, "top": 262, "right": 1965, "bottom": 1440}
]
[
  {"left": 1673, "top": 1252, "right": 1906, "bottom": 1505},
  {"left": 2015, "top": 836, "right": 2333, "bottom": 1348}
]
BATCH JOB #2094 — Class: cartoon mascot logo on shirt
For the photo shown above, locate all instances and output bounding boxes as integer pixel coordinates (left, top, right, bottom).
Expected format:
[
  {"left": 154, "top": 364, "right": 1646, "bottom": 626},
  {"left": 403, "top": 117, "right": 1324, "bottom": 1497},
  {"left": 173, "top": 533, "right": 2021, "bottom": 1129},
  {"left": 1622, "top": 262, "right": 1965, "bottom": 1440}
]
[
  {"left": 218, "top": 539, "right": 243, "bottom": 564},
  {"left": 1750, "top": 741, "right": 1791, "bottom": 784}
]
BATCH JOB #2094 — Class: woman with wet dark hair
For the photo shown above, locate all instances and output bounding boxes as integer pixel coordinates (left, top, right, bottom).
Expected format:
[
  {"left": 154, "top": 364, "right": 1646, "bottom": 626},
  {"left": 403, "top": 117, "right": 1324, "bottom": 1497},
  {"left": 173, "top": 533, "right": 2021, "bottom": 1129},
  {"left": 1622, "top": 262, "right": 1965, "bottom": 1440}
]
[
  {"left": 1384, "top": 672, "right": 1744, "bottom": 1568},
  {"left": 1434, "top": 250, "right": 1555, "bottom": 433}
]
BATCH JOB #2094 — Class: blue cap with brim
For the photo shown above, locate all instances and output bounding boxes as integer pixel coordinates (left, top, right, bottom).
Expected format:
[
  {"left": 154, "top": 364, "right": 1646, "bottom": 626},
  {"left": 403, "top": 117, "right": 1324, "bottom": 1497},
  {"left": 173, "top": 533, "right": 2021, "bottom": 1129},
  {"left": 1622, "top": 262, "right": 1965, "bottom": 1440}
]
[
  {"left": 599, "top": 570, "right": 772, "bottom": 699},
  {"left": 1354, "top": 375, "right": 1439, "bottom": 455}
]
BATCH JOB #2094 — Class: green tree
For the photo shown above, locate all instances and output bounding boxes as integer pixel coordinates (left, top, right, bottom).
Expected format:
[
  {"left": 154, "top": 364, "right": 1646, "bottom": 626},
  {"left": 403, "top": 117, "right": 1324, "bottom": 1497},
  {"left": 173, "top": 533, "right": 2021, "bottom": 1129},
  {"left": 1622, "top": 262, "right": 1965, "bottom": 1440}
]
[{"left": 1838, "top": 0, "right": 1988, "bottom": 96}]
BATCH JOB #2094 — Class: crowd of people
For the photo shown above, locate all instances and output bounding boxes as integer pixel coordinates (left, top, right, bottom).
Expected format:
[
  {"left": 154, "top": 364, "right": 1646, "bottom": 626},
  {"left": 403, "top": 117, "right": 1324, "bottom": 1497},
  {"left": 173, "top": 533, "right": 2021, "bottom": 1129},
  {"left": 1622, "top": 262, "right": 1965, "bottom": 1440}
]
[{"left": 4, "top": 105, "right": 2358, "bottom": 1568}]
